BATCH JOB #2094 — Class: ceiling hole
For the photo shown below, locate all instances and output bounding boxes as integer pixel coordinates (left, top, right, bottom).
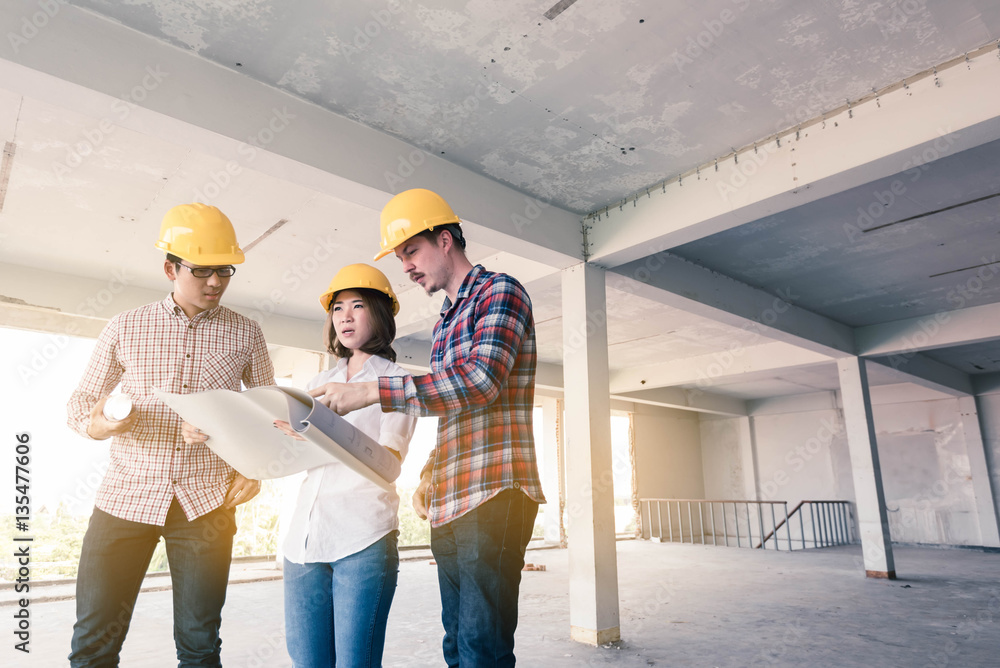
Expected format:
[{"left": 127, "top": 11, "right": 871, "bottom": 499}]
[
  {"left": 236, "top": 62, "right": 242, "bottom": 67},
  {"left": 639, "top": 18, "right": 645, "bottom": 23}
]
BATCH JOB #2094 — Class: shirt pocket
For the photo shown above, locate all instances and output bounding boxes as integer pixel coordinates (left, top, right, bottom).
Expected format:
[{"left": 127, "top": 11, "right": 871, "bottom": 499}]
[{"left": 200, "top": 352, "right": 248, "bottom": 391}]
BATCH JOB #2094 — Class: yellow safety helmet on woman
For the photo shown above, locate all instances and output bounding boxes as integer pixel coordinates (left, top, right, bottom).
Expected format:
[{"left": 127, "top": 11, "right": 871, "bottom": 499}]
[
  {"left": 319, "top": 263, "right": 400, "bottom": 315},
  {"left": 155, "top": 203, "right": 245, "bottom": 265},
  {"left": 374, "top": 188, "right": 460, "bottom": 261}
]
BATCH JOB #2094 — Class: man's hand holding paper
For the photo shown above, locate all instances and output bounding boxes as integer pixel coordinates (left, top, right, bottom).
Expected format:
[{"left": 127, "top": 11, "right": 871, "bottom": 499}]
[{"left": 309, "top": 381, "right": 379, "bottom": 415}]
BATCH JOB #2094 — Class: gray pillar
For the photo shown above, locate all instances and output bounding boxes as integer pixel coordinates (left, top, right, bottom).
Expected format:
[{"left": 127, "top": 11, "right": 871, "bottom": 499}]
[
  {"left": 540, "top": 395, "right": 565, "bottom": 546},
  {"left": 958, "top": 396, "right": 1000, "bottom": 547},
  {"left": 561, "top": 262, "right": 621, "bottom": 645},
  {"left": 741, "top": 416, "right": 760, "bottom": 500},
  {"left": 837, "top": 357, "right": 895, "bottom": 578}
]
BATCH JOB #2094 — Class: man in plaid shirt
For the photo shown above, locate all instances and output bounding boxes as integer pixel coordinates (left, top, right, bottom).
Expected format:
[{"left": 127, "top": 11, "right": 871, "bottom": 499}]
[
  {"left": 66, "top": 204, "right": 275, "bottom": 667},
  {"left": 314, "top": 189, "right": 545, "bottom": 667}
]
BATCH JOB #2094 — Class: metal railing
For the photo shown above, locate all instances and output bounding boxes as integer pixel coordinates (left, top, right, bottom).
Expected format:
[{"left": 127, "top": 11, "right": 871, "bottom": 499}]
[{"left": 639, "top": 498, "right": 854, "bottom": 551}]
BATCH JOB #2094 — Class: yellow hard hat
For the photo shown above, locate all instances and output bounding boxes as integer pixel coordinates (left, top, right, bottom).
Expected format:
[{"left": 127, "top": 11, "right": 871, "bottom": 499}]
[
  {"left": 374, "top": 188, "right": 460, "bottom": 261},
  {"left": 155, "top": 203, "right": 245, "bottom": 265},
  {"left": 319, "top": 263, "right": 400, "bottom": 315}
]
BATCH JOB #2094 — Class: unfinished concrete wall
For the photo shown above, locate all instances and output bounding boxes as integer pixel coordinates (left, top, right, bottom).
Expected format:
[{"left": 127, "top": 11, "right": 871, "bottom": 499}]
[
  {"left": 712, "top": 401, "right": 855, "bottom": 548},
  {"left": 752, "top": 408, "right": 855, "bottom": 506},
  {"left": 700, "top": 416, "right": 753, "bottom": 500},
  {"left": 874, "top": 397, "right": 982, "bottom": 546},
  {"left": 632, "top": 403, "right": 703, "bottom": 540},
  {"left": 698, "top": 391, "right": 991, "bottom": 548}
]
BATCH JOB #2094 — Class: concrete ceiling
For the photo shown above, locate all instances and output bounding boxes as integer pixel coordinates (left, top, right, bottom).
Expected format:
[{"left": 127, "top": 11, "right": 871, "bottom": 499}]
[
  {"left": 670, "top": 136, "right": 1000, "bottom": 329},
  {"left": 64, "top": 0, "right": 1000, "bottom": 214},
  {"left": 1, "top": 0, "right": 1000, "bottom": 411}
]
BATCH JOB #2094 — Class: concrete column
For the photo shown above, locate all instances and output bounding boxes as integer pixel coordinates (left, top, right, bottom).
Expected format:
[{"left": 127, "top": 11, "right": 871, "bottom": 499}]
[
  {"left": 539, "top": 395, "right": 565, "bottom": 546},
  {"left": 740, "top": 416, "right": 759, "bottom": 500},
  {"left": 561, "top": 262, "right": 621, "bottom": 645},
  {"left": 836, "top": 357, "right": 896, "bottom": 579},
  {"left": 959, "top": 396, "right": 1000, "bottom": 547}
]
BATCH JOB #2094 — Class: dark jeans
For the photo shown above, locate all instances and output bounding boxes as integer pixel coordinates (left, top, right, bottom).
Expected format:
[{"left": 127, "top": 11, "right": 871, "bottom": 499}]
[
  {"left": 430, "top": 488, "right": 539, "bottom": 668},
  {"left": 69, "top": 499, "right": 237, "bottom": 668},
  {"left": 283, "top": 531, "right": 399, "bottom": 667}
]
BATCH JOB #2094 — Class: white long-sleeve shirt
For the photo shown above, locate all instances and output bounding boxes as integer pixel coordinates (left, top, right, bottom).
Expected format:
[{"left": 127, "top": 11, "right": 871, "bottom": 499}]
[{"left": 283, "top": 355, "right": 416, "bottom": 564}]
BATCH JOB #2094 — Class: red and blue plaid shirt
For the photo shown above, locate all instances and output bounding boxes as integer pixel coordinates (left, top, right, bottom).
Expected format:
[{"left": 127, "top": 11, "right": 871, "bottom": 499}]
[{"left": 379, "top": 265, "right": 545, "bottom": 527}]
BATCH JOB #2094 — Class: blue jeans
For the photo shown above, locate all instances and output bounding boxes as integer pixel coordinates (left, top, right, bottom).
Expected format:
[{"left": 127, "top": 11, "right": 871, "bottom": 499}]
[
  {"left": 430, "top": 488, "right": 539, "bottom": 668},
  {"left": 69, "top": 499, "right": 237, "bottom": 667},
  {"left": 283, "top": 530, "right": 399, "bottom": 667}
]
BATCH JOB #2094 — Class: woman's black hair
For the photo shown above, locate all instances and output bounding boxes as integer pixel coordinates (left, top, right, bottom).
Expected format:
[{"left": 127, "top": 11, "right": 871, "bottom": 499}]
[{"left": 325, "top": 288, "right": 397, "bottom": 362}]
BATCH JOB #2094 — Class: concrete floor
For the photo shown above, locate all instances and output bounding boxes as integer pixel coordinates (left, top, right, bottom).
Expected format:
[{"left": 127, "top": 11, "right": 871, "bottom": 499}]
[{"left": 13, "top": 540, "right": 1000, "bottom": 667}]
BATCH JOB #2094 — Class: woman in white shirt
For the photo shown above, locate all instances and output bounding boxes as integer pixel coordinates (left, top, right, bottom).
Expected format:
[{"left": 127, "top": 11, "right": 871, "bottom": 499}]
[{"left": 279, "top": 263, "right": 416, "bottom": 667}]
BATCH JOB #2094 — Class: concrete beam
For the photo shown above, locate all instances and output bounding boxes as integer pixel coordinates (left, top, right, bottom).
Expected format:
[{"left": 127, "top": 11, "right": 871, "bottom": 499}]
[
  {"left": 0, "top": 3, "right": 582, "bottom": 269},
  {"left": 974, "top": 373, "right": 1000, "bottom": 395},
  {"left": 612, "top": 387, "right": 746, "bottom": 417},
  {"left": 865, "top": 355, "right": 973, "bottom": 397},
  {"left": 609, "top": 254, "right": 854, "bottom": 358},
  {"left": 747, "top": 391, "right": 839, "bottom": 417},
  {"left": 587, "top": 47, "right": 1000, "bottom": 267},
  {"left": 0, "top": 262, "right": 322, "bottom": 351},
  {"left": 610, "top": 342, "right": 831, "bottom": 394},
  {"left": 856, "top": 302, "right": 1000, "bottom": 357}
]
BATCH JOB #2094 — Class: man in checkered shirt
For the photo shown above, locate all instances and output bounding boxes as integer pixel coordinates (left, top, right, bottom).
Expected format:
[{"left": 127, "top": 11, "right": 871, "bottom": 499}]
[
  {"left": 315, "top": 189, "right": 545, "bottom": 667},
  {"left": 66, "top": 204, "right": 275, "bottom": 667}
]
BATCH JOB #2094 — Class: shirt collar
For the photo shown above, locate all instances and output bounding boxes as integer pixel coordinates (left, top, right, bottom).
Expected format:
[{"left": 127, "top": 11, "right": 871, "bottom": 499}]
[
  {"left": 335, "top": 354, "right": 384, "bottom": 380},
  {"left": 440, "top": 264, "right": 485, "bottom": 316},
  {"left": 162, "top": 293, "right": 221, "bottom": 321}
]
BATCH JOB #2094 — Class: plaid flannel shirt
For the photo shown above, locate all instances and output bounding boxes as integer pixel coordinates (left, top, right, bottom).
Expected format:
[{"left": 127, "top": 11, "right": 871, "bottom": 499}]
[
  {"left": 379, "top": 265, "right": 545, "bottom": 527},
  {"left": 67, "top": 295, "right": 275, "bottom": 525}
]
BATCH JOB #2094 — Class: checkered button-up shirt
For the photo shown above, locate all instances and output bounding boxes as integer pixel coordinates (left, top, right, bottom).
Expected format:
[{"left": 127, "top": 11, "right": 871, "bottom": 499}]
[
  {"left": 67, "top": 294, "right": 275, "bottom": 525},
  {"left": 379, "top": 265, "right": 545, "bottom": 527}
]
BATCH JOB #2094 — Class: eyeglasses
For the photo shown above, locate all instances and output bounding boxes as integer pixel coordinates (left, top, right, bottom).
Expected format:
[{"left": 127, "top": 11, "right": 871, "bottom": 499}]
[{"left": 175, "top": 263, "right": 237, "bottom": 278}]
